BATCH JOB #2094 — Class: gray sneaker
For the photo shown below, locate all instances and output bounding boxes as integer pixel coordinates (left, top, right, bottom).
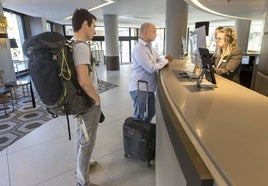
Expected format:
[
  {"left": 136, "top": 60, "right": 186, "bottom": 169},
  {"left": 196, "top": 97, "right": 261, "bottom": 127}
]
[
  {"left": 90, "top": 160, "right": 97, "bottom": 168},
  {"left": 77, "top": 182, "right": 100, "bottom": 186},
  {"left": 90, "top": 183, "right": 100, "bottom": 186}
]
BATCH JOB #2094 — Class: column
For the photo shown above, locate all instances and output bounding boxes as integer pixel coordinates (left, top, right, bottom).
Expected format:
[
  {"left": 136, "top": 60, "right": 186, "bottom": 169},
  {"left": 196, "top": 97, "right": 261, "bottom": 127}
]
[
  {"left": 0, "top": 3, "right": 16, "bottom": 83},
  {"left": 251, "top": 0, "right": 268, "bottom": 96},
  {"left": 24, "top": 16, "right": 47, "bottom": 37},
  {"left": 103, "top": 14, "right": 120, "bottom": 71},
  {"left": 165, "top": 0, "right": 188, "bottom": 57},
  {"left": 235, "top": 19, "right": 251, "bottom": 54},
  {"left": 156, "top": 0, "right": 188, "bottom": 185}
]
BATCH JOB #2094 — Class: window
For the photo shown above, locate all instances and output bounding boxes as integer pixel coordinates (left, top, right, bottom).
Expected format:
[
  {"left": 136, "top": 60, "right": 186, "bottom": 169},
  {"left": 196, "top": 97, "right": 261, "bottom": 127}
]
[
  {"left": 64, "top": 25, "right": 105, "bottom": 37},
  {"left": 119, "top": 28, "right": 130, "bottom": 36},
  {"left": 200, "top": 20, "right": 264, "bottom": 53},
  {"left": 95, "top": 26, "right": 105, "bottom": 36},
  {"left": 63, "top": 25, "right": 165, "bottom": 63},
  {"left": 64, "top": 25, "right": 73, "bottom": 36},
  {"left": 130, "top": 28, "right": 138, "bottom": 37},
  {"left": 46, "top": 22, "right": 52, "bottom": 32},
  {"left": 4, "top": 10, "right": 25, "bottom": 61},
  {"left": 153, "top": 28, "right": 165, "bottom": 56},
  {"left": 247, "top": 20, "right": 264, "bottom": 53}
]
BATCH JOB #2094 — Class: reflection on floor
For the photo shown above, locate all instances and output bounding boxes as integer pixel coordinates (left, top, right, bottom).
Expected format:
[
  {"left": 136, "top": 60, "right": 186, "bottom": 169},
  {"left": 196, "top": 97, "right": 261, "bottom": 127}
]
[{"left": 0, "top": 64, "right": 155, "bottom": 186}]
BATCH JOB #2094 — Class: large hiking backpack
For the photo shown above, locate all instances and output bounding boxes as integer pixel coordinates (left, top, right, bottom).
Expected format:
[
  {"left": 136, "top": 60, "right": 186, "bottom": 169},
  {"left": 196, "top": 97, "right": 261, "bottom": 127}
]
[{"left": 22, "top": 32, "right": 94, "bottom": 139}]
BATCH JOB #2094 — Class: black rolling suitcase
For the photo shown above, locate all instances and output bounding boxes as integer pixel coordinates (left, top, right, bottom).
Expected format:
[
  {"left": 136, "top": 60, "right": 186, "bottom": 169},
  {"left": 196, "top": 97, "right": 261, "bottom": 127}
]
[{"left": 123, "top": 80, "right": 156, "bottom": 167}]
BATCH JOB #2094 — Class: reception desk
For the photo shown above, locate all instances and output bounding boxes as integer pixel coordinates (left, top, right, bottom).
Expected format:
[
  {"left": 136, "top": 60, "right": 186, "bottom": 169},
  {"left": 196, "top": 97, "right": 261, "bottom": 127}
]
[{"left": 155, "top": 59, "right": 268, "bottom": 186}]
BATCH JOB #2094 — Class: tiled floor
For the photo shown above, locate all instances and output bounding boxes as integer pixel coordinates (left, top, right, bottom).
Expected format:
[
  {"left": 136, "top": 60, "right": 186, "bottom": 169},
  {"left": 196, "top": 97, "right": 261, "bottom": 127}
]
[{"left": 0, "top": 64, "right": 155, "bottom": 186}]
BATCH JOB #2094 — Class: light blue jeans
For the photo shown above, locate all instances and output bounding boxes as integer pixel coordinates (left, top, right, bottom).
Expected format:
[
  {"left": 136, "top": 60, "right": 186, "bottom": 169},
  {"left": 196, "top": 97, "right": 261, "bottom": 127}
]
[
  {"left": 75, "top": 105, "right": 101, "bottom": 186},
  {"left": 129, "top": 90, "right": 155, "bottom": 122}
]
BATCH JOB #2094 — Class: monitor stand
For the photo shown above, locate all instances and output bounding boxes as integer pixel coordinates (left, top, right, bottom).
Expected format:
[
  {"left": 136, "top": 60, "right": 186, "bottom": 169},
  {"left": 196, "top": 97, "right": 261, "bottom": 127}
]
[
  {"left": 188, "top": 65, "right": 201, "bottom": 79},
  {"left": 196, "top": 68, "right": 216, "bottom": 88},
  {"left": 196, "top": 68, "right": 207, "bottom": 87}
]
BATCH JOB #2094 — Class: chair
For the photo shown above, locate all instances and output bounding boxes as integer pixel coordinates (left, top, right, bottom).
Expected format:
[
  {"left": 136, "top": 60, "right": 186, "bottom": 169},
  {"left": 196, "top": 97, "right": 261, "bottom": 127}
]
[
  {"left": 0, "top": 69, "right": 4, "bottom": 87},
  {"left": 0, "top": 69, "right": 14, "bottom": 116}
]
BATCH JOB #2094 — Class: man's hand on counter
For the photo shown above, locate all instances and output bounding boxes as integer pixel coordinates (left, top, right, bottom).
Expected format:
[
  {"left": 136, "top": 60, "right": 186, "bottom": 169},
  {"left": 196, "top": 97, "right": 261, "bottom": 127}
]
[{"left": 165, "top": 55, "right": 173, "bottom": 62}]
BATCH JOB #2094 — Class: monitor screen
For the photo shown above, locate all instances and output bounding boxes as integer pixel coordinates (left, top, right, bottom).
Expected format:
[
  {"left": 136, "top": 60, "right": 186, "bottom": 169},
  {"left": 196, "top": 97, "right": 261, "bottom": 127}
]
[
  {"left": 197, "top": 48, "right": 217, "bottom": 87},
  {"left": 241, "top": 56, "right": 250, "bottom": 65},
  {"left": 189, "top": 26, "right": 207, "bottom": 68}
]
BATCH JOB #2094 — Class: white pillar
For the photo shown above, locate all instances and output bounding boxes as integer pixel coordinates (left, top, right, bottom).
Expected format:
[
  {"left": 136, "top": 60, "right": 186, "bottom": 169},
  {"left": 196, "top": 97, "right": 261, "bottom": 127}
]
[
  {"left": 251, "top": 0, "right": 268, "bottom": 96},
  {"left": 235, "top": 19, "right": 251, "bottom": 54},
  {"left": 103, "top": 14, "right": 119, "bottom": 70},
  {"left": 165, "top": 0, "right": 188, "bottom": 57}
]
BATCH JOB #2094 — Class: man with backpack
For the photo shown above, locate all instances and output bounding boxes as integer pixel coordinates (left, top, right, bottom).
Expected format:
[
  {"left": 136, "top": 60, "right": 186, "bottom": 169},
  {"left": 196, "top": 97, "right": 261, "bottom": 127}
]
[{"left": 71, "top": 8, "right": 101, "bottom": 186}]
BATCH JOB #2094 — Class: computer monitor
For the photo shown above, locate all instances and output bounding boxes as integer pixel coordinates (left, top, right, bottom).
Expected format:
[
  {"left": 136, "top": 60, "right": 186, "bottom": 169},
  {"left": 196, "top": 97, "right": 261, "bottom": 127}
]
[
  {"left": 197, "top": 48, "right": 217, "bottom": 87},
  {"left": 189, "top": 26, "right": 207, "bottom": 69},
  {"left": 195, "top": 21, "right": 209, "bottom": 36},
  {"left": 241, "top": 56, "right": 250, "bottom": 65}
]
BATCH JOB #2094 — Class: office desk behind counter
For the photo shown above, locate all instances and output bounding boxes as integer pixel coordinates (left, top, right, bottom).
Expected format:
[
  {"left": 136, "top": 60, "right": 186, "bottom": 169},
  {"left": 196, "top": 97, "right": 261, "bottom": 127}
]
[{"left": 155, "top": 58, "right": 268, "bottom": 186}]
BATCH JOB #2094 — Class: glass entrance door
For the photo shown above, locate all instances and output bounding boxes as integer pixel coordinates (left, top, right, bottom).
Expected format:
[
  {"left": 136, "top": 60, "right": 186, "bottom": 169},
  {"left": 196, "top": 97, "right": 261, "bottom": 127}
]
[{"left": 119, "top": 41, "right": 131, "bottom": 63}]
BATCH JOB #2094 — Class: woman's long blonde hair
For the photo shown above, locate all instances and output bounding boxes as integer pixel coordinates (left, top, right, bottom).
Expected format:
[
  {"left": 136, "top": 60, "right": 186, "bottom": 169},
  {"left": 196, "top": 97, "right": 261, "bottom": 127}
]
[{"left": 216, "top": 27, "right": 238, "bottom": 58}]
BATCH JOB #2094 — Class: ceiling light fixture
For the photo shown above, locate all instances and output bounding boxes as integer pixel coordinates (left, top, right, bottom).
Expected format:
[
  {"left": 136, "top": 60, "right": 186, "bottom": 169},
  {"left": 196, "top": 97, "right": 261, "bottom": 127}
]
[
  {"left": 190, "top": 0, "right": 251, "bottom": 20},
  {"left": 65, "top": 0, "right": 115, "bottom": 20},
  {"left": 89, "top": 0, "right": 114, "bottom": 11}
]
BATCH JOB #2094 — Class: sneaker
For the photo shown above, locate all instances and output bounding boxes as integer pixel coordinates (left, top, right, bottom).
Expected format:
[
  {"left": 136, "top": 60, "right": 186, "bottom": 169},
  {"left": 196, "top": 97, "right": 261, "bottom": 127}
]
[
  {"left": 90, "top": 160, "right": 97, "bottom": 168},
  {"left": 90, "top": 183, "right": 100, "bottom": 186}
]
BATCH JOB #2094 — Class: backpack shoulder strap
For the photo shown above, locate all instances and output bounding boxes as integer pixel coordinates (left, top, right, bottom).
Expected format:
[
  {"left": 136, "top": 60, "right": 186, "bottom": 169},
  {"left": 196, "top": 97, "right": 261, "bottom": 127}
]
[
  {"left": 65, "top": 39, "right": 91, "bottom": 95},
  {"left": 69, "top": 40, "right": 94, "bottom": 70},
  {"left": 67, "top": 39, "right": 88, "bottom": 47}
]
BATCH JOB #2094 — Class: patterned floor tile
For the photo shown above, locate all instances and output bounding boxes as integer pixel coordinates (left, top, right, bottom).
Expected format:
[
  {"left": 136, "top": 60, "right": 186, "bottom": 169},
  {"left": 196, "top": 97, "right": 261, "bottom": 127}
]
[{"left": 0, "top": 79, "right": 117, "bottom": 151}]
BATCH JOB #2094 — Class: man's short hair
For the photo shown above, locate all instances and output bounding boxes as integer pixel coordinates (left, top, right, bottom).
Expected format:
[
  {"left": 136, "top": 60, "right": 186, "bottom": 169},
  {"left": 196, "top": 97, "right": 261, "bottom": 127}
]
[
  {"left": 140, "top": 23, "right": 154, "bottom": 35},
  {"left": 72, "top": 8, "right": 97, "bottom": 32}
]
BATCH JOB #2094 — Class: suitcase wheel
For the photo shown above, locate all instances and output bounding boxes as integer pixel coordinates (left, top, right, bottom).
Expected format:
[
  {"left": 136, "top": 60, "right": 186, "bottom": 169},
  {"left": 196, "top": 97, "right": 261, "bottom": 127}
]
[
  {"left": 124, "top": 153, "right": 129, "bottom": 158},
  {"left": 147, "top": 161, "right": 151, "bottom": 168}
]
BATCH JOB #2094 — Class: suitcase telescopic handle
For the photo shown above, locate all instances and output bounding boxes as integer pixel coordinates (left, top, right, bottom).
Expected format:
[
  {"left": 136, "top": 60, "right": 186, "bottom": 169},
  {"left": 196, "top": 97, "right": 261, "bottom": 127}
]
[
  {"left": 137, "top": 80, "right": 148, "bottom": 84},
  {"left": 137, "top": 80, "right": 148, "bottom": 92},
  {"left": 137, "top": 80, "right": 149, "bottom": 120}
]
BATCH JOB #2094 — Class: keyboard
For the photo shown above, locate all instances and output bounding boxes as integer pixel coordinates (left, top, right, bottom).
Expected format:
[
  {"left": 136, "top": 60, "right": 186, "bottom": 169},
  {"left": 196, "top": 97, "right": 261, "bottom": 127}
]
[{"left": 178, "top": 71, "right": 200, "bottom": 79}]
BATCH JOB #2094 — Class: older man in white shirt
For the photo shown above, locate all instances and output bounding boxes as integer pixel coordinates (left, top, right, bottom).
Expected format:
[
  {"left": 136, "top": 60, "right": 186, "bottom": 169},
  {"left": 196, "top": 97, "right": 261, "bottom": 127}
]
[{"left": 129, "top": 22, "right": 173, "bottom": 122}]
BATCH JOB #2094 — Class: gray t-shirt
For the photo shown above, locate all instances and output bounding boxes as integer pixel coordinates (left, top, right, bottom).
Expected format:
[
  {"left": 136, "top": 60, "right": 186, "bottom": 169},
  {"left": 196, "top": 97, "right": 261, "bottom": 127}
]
[
  {"left": 72, "top": 40, "right": 91, "bottom": 66},
  {"left": 72, "top": 39, "right": 98, "bottom": 89}
]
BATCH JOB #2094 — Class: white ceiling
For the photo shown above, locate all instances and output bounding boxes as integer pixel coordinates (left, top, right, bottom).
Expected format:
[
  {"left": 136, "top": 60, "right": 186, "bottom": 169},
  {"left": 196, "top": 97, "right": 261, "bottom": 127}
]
[
  {"left": 186, "top": 0, "right": 266, "bottom": 20},
  {"left": 1, "top": 0, "right": 266, "bottom": 27}
]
